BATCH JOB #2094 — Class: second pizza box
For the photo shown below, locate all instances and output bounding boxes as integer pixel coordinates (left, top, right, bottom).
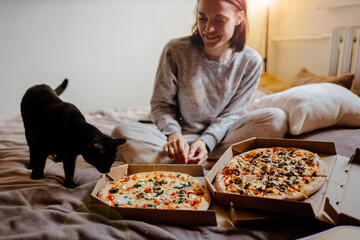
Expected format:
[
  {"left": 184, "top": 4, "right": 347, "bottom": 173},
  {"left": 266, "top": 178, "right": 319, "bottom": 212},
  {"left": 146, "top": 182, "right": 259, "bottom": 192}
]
[
  {"left": 205, "top": 137, "right": 360, "bottom": 226},
  {"left": 91, "top": 164, "right": 217, "bottom": 226}
]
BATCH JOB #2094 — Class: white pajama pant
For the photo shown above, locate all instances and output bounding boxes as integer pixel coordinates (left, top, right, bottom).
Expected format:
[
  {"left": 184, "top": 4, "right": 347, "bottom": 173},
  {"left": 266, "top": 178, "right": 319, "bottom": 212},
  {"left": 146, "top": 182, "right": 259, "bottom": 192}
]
[{"left": 111, "top": 108, "right": 288, "bottom": 164}]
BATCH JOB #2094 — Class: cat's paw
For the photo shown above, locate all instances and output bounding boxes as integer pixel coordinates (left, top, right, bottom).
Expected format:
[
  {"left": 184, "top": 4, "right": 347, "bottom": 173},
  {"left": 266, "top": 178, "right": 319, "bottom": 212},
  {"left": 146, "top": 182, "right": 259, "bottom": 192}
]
[{"left": 31, "top": 172, "right": 44, "bottom": 180}]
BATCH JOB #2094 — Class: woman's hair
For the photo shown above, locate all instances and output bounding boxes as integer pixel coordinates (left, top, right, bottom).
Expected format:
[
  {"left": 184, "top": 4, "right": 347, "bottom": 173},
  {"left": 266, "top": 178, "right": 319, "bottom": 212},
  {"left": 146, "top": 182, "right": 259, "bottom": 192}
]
[{"left": 191, "top": 0, "right": 248, "bottom": 52}]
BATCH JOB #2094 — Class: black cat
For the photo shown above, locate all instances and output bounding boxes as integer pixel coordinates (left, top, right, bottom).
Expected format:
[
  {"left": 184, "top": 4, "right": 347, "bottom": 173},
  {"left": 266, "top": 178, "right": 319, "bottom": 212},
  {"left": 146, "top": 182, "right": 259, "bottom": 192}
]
[{"left": 21, "top": 79, "right": 125, "bottom": 188}]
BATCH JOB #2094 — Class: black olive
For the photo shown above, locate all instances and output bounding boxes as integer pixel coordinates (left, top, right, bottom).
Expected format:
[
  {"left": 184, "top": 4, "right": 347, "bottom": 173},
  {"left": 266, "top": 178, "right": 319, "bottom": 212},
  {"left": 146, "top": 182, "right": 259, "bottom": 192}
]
[
  {"left": 235, "top": 178, "right": 243, "bottom": 185},
  {"left": 266, "top": 182, "right": 277, "bottom": 188},
  {"left": 250, "top": 158, "right": 258, "bottom": 164},
  {"left": 233, "top": 169, "right": 240, "bottom": 176},
  {"left": 262, "top": 159, "right": 270, "bottom": 163},
  {"left": 290, "top": 150, "right": 297, "bottom": 157}
]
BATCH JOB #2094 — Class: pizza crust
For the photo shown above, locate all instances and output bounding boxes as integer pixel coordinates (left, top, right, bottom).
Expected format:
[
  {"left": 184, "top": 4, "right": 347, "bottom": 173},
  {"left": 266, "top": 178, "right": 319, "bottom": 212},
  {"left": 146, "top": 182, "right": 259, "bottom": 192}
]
[
  {"left": 214, "top": 173, "right": 226, "bottom": 193},
  {"left": 315, "top": 154, "right": 327, "bottom": 176},
  {"left": 264, "top": 191, "right": 307, "bottom": 201},
  {"left": 301, "top": 176, "right": 327, "bottom": 197},
  {"left": 97, "top": 183, "right": 115, "bottom": 206}
]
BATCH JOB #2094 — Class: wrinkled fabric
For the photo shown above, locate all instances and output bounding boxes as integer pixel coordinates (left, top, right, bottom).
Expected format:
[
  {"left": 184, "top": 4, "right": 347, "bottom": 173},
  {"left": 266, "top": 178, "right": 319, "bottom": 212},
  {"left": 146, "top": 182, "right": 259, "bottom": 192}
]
[{"left": 1, "top": 106, "right": 356, "bottom": 240}]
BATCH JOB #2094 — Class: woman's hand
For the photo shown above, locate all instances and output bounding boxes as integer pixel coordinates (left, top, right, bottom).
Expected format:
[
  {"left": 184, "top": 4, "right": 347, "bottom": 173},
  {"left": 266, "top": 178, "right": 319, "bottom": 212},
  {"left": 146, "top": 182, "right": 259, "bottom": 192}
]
[
  {"left": 187, "top": 139, "right": 208, "bottom": 165},
  {"left": 164, "top": 132, "right": 189, "bottom": 164}
]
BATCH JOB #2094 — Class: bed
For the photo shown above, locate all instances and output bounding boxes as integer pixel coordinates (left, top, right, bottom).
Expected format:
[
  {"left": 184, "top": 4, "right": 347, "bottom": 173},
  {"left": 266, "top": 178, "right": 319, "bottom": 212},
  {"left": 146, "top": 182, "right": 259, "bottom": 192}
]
[
  {"left": 1, "top": 27, "right": 360, "bottom": 239},
  {"left": 1, "top": 91, "right": 360, "bottom": 240}
]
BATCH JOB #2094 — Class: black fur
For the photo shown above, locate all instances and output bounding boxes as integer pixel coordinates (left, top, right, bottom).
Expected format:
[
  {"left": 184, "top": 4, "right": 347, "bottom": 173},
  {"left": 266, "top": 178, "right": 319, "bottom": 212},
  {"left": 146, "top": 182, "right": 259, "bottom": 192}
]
[{"left": 21, "top": 79, "right": 125, "bottom": 188}]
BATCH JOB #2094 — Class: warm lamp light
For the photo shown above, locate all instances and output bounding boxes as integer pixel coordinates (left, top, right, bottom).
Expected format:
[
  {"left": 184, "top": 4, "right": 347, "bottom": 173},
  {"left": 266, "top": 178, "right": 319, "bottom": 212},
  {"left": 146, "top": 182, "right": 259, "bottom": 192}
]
[
  {"left": 263, "top": 0, "right": 270, "bottom": 72},
  {"left": 261, "top": 0, "right": 270, "bottom": 7}
]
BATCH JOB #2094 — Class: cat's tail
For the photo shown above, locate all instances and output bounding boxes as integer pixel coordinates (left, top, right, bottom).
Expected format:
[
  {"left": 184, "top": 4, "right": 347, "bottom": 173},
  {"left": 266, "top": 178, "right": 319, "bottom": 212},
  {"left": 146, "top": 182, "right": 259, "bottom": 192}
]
[{"left": 55, "top": 79, "right": 68, "bottom": 96}]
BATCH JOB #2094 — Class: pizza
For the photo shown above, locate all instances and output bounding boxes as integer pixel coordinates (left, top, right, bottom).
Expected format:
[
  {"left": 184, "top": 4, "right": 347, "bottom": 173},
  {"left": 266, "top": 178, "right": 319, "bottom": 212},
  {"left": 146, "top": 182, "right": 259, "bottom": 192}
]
[
  {"left": 97, "top": 171, "right": 211, "bottom": 210},
  {"left": 215, "top": 147, "right": 327, "bottom": 200}
]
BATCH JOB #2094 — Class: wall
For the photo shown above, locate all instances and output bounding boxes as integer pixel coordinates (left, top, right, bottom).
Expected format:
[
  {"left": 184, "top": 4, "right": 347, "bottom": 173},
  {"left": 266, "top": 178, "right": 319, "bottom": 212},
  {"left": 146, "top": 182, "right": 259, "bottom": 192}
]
[
  {"left": 2, "top": 0, "right": 357, "bottom": 118},
  {"left": 0, "top": 0, "right": 196, "bottom": 118},
  {"left": 268, "top": 0, "right": 360, "bottom": 82},
  {"left": 0, "top": 0, "right": 271, "bottom": 118}
]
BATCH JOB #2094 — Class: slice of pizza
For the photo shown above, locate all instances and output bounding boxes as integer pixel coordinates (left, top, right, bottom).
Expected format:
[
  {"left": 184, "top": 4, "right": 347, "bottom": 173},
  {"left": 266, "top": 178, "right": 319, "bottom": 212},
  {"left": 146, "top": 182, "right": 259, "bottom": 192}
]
[
  {"left": 216, "top": 173, "right": 268, "bottom": 197},
  {"left": 272, "top": 147, "right": 327, "bottom": 177}
]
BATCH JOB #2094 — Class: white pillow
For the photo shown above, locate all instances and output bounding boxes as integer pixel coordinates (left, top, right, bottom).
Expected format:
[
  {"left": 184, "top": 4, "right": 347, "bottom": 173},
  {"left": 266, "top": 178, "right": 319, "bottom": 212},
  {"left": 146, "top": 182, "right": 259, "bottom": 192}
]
[{"left": 252, "top": 83, "right": 360, "bottom": 135}]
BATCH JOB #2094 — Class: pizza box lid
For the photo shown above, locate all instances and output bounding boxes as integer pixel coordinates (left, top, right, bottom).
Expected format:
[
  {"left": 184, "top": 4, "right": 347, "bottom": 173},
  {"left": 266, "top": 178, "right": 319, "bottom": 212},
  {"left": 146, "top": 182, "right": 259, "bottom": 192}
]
[
  {"left": 90, "top": 164, "right": 217, "bottom": 226},
  {"left": 322, "top": 148, "right": 360, "bottom": 226},
  {"left": 205, "top": 137, "right": 359, "bottom": 225}
]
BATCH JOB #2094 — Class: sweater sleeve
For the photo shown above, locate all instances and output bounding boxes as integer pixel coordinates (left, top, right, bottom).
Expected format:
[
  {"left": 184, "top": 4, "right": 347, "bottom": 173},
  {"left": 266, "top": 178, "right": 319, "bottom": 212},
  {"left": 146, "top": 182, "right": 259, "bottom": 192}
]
[
  {"left": 150, "top": 43, "right": 182, "bottom": 135},
  {"left": 200, "top": 55, "right": 263, "bottom": 151}
]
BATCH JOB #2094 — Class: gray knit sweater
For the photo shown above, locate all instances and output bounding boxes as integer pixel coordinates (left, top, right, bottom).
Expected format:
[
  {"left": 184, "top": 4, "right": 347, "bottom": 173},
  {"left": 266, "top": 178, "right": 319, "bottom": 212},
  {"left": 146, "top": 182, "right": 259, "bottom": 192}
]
[{"left": 150, "top": 36, "right": 263, "bottom": 151}]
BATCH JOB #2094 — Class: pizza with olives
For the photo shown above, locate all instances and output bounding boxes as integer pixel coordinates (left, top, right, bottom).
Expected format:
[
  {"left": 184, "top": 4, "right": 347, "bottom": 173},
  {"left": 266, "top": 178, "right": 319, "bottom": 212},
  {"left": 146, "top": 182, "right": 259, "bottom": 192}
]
[
  {"left": 97, "top": 171, "right": 211, "bottom": 210},
  {"left": 215, "top": 147, "right": 327, "bottom": 200}
]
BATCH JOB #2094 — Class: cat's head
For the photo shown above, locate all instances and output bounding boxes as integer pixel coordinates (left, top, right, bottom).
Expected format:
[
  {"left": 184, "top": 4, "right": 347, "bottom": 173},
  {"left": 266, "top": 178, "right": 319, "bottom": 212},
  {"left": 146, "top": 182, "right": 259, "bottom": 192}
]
[{"left": 82, "top": 137, "right": 126, "bottom": 173}]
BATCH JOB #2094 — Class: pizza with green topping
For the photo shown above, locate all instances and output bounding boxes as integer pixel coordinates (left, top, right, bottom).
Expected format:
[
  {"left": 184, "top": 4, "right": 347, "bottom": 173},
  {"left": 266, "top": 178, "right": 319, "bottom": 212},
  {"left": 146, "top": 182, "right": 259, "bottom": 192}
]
[
  {"left": 97, "top": 171, "right": 211, "bottom": 210},
  {"left": 215, "top": 147, "right": 327, "bottom": 200}
]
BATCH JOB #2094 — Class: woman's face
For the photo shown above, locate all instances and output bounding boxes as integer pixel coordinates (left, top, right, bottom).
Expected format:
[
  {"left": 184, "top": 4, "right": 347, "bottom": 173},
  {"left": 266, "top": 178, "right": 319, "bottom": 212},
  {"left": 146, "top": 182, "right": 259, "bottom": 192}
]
[{"left": 197, "top": 0, "right": 242, "bottom": 53}]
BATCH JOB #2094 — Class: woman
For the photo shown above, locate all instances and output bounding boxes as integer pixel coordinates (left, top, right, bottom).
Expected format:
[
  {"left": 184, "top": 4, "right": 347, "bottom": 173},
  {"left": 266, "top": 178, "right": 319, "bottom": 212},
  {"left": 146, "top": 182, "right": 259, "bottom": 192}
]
[{"left": 112, "top": 0, "right": 287, "bottom": 165}]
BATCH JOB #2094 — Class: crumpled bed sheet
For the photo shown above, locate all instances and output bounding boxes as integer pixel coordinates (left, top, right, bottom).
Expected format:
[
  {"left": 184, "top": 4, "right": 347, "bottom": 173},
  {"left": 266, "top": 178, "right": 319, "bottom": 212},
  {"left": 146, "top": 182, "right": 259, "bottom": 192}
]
[{"left": 1, "top": 106, "right": 357, "bottom": 240}]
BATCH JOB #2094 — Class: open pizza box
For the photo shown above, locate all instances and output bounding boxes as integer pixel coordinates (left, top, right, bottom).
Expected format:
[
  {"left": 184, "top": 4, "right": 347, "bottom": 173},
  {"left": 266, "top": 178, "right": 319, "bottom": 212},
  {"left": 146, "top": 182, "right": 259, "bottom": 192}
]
[
  {"left": 91, "top": 164, "right": 217, "bottom": 226},
  {"left": 205, "top": 137, "right": 360, "bottom": 226}
]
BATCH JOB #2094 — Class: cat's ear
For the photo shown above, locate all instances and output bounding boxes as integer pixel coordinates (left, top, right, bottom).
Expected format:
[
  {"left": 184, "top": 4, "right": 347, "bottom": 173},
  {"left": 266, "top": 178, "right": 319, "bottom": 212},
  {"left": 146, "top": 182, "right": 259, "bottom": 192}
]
[
  {"left": 89, "top": 140, "right": 104, "bottom": 154},
  {"left": 113, "top": 138, "right": 126, "bottom": 147}
]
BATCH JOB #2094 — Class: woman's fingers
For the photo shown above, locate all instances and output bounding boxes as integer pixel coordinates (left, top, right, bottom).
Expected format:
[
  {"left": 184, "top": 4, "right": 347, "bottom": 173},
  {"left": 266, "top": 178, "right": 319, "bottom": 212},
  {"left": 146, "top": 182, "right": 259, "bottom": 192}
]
[
  {"left": 187, "top": 139, "right": 208, "bottom": 164},
  {"left": 164, "top": 135, "right": 189, "bottom": 164}
]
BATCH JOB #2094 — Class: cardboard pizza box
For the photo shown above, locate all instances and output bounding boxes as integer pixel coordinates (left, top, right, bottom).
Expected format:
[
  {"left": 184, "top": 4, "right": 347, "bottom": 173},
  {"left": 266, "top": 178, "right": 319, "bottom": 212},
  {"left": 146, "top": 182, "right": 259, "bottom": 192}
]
[
  {"left": 228, "top": 202, "right": 303, "bottom": 227},
  {"left": 323, "top": 148, "right": 360, "bottom": 226},
  {"left": 205, "top": 137, "right": 360, "bottom": 226},
  {"left": 91, "top": 164, "right": 217, "bottom": 226}
]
